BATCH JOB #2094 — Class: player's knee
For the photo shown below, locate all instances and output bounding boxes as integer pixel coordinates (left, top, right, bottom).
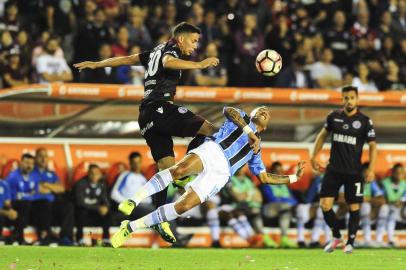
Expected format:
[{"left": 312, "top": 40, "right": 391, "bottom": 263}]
[
  {"left": 320, "top": 201, "right": 332, "bottom": 212},
  {"left": 170, "top": 165, "right": 188, "bottom": 180},
  {"left": 349, "top": 203, "right": 360, "bottom": 212}
]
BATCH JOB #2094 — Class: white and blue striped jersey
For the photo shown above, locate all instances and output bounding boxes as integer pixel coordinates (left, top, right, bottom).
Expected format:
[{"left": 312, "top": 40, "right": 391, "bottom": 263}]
[{"left": 210, "top": 108, "right": 266, "bottom": 176}]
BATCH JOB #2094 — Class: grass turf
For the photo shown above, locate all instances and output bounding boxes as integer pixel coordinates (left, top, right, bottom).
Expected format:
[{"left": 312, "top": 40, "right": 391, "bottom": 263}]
[{"left": 0, "top": 247, "right": 405, "bottom": 270}]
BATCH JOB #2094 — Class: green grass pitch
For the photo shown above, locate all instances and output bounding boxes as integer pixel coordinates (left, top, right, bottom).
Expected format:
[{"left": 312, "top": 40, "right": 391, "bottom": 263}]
[{"left": 0, "top": 246, "right": 405, "bottom": 270}]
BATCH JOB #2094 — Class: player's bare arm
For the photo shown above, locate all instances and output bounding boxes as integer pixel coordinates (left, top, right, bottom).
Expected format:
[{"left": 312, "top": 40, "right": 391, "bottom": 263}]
[
  {"left": 223, "top": 106, "right": 260, "bottom": 153},
  {"left": 365, "top": 141, "right": 377, "bottom": 183},
  {"left": 310, "top": 127, "right": 329, "bottom": 172},
  {"left": 259, "top": 161, "right": 305, "bottom": 184},
  {"left": 162, "top": 54, "right": 219, "bottom": 70},
  {"left": 73, "top": 53, "right": 141, "bottom": 71}
]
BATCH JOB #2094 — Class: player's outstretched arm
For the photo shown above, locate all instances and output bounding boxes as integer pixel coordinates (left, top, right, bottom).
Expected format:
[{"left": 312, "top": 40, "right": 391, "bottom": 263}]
[
  {"left": 162, "top": 55, "right": 219, "bottom": 70},
  {"left": 223, "top": 107, "right": 260, "bottom": 153},
  {"left": 310, "top": 128, "right": 329, "bottom": 172},
  {"left": 74, "top": 54, "right": 141, "bottom": 71},
  {"left": 259, "top": 161, "right": 306, "bottom": 185}
]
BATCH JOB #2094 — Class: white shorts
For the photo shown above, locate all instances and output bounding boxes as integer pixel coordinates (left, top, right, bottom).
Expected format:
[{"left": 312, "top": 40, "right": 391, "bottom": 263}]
[{"left": 185, "top": 140, "right": 230, "bottom": 203}]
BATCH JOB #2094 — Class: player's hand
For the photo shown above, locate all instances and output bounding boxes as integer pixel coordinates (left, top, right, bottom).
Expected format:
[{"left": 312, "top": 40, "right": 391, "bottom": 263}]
[
  {"left": 73, "top": 61, "right": 99, "bottom": 71},
  {"left": 365, "top": 168, "right": 375, "bottom": 183},
  {"left": 248, "top": 132, "right": 260, "bottom": 154},
  {"left": 98, "top": 205, "right": 109, "bottom": 216},
  {"left": 6, "top": 209, "right": 18, "bottom": 220},
  {"left": 310, "top": 157, "right": 324, "bottom": 173},
  {"left": 296, "top": 161, "right": 306, "bottom": 179},
  {"left": 199, "top": 57, "right": 219, "bottom": 69}
]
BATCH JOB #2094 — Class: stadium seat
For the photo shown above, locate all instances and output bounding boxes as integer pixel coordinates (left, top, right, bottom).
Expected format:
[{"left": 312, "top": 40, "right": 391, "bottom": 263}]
[{"left": 1, "top": 159, "right": 20, "bottom": 179}]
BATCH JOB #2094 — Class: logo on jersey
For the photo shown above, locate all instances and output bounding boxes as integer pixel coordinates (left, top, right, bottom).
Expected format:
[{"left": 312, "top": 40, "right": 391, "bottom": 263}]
[
  {"left": 334, "top": 118, "right": 344, "bottom": 122},
  {"left": 156, "top": 107, "right": 163, "bottom": 114},
  {"left": 368, "top": 129, "right": 376, "bottom": 137},
  {"left": 343, "top": 124, "right": 349, "bottom": 130},
  {"left": 140, "top": 121, "right": 154, "bottom": 135},
  {"left": 333, "top": 133, "right": 357, "bottom": 145},
  {"left": 178, "top": 107, "right": 188, "bottom": 114},
  {"left": 352, "top": 120, "right": 361, "bottom": 129}
]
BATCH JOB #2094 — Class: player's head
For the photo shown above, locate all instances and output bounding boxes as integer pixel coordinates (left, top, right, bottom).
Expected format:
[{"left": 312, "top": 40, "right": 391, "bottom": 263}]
[
  {"left": 20, "top": 153, "right": 35, "bottom": 174},
  {"left": 172, "top": 22, "right": 201, "bottom": 56},
  {"left": 35, "top": 147, "right": 48, "bottom": 169},
  {"left": 250, "top": 106, "right": 271, "bottom": 133},
  {"left": 391, "top": 163, "right": 404, "bottom": 182},
  {"left": 128, "top": 151, "right": 142, "bottom": 173},
  {"left": 270, "top": 161, "right": 283, "bottom": 174},
  {"left": 88, "top": 164, "right": 103, "bottom": 183},
  {"left": 341, "top": 85, "right": 358, "bottom": 113}
]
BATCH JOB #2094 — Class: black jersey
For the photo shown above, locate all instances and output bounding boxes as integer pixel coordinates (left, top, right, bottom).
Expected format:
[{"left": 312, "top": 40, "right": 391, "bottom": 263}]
[
  {"left": 324, "top": 109, "right": 376, "bottom": 175},
  {"left": 138, "top": 39, "right": 182, "bottom": 105}
]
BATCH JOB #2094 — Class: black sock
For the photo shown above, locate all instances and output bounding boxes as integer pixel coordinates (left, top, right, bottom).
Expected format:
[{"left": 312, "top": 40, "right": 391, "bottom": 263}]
[
  {"left": 347, "top": 210, "right": 360, "bottom": 246},
  {"left": 187, "top": 135, "right": 206, "bottom": 152},
  {"left": 322, "top": 209, "right": 341, "bottom": 239}
]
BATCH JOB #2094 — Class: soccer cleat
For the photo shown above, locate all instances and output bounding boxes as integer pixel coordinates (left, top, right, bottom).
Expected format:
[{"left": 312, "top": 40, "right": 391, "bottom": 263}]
[
  {"left": 324, "top": 238, "right": 343, "bottom": 253},
  {"left": 118, "top": 199, "right": 136, "bottom": 216},
  {"left": 343, "top": 244, "right": 354, "bottom": 254},
  {"left": 280, "top": 236, "right": 298, "bottom": 248},
  {"left": 263, "top": 234, "right": 278, "bottom": 248},
  {"left": 151, "top": 222, "right": 176, "bottom": 244},
  {"left": 111, "top": 220, "right": 132, "bottom": 248},
  {"left": 173, "top": 176, "right": 194, "bottom": 189}
]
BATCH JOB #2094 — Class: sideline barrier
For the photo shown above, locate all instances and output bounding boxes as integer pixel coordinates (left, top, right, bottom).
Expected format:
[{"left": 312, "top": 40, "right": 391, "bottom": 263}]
[{"left": 1, "top": 83, "right": 406, "bottom": 107}]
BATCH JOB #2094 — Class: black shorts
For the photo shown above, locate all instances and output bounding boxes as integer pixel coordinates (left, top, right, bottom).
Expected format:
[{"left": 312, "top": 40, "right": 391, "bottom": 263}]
[
  {"left": 138, "top": 101, "right": 205, "bottom": 161},
  {"left": 319, "top": 169, "right": 364, "bottom": 204}
]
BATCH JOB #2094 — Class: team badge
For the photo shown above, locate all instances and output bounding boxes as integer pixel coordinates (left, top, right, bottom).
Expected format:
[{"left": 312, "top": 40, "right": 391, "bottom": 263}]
[
  {"left": 352, "top": 120, "right": 361, "bottom": 129},
  {"left": 343, "top": 124, "right": 349, "bottom": 130},
  {"left": 178, "top": 107, "right": 188, "bottom": 114}
]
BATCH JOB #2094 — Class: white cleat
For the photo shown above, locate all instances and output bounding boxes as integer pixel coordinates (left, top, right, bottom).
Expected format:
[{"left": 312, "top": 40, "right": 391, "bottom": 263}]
[
  {"left": 324, "top": 238, "right": 343, "bottom": 253},
  {"left": 343, "top": 244, "right": 354, "bottom": 254}
]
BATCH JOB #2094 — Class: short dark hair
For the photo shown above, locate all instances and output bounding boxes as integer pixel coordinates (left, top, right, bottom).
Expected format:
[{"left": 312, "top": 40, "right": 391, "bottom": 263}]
[
  {"left": 270, "top": 161, "right": 282, "bottom": 173},
  {"left": 21, "top": 153, "right": 34, "bottom": 161},
  {"left": 173, "top": 22, "right": 201, "bottom": 36},
  {"left": 88, "top": 164, "right": 100, "bottom": 171},
  {"left": 128, "top": 151, "right": 141, "bottom": 162},
  {"left": 342, "top": 85, "right": 358, "bottom": 95},
  {"left": 392, "top": 163, "right": 404, "bottom": 173}
]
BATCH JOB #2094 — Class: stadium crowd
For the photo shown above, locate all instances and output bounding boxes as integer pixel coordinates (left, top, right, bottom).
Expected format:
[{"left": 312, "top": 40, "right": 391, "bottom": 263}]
[
  {"left": 0, "top": 148, "right": 405, "bottom": 248},
  {"left": 0, "top": 0, "right": 405, "bottom": 91}
]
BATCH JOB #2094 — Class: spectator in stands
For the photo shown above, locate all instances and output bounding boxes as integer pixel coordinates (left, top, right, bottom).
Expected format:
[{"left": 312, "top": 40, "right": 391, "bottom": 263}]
[
  {"left": 308, "top": 47, "right": 342, "bottom": 89},
  {"left": 73, "top": 164, "right": 111, "bottom": 246},
  {"left": 0, "top": 31, "right": 18, "bottom": 66},
  {"left": 378, "top": 60, "right": 405, "bottom": 90},
  {"left": 376, "top": 11, "right": 394, "bottom": 40},
  {"left": 126, "top": 6, "right": 152, "bottom": 49},
  {"left": 35, "top": 36, "right": 72, "bottom": 83},
  {"left": 31, "top": 31, "right": 65, "bottom": 67},
  {"left": 111, "top": 152, "right": 155, "bottom": 224},
  {"left": 15, "top": 30, "right": 30, "bottom": 69},
  {"left": 376, "top": 163, "right": 406, "bottom": 247},
  {"left": 397, "top": 38, "right": 406, "bottom": 83},
  {"left": 33, "top": 147, "right": 74, "bottom": 246},
  {"left": 115, "top": 45, "right": 145, "bottom": 85},
  {"left": 359, "top": 162, "right": 386, "bottom": 247},
  {"left": 0, "top": 1, "right": 20, "bottom": 37},
  {"left": 1, "top": 51, "right": 28, "bottom": 88},
  {"left": 6, "top": 154, "right": 50, "bottom": 245},
  {"left": 391, "top": 0, "right": 406, "bottom": 41},
  {"left": 274, "top": 54, "right": 313, "bottom": 88},
  {"left": 111, "top": 26, "right": 129, "bottom": 57},
  {"left": 80, "top": 43, "right": 119, "bottom": 84},
  {"left": 0, "top": 180, "right": 18, "bottom": 243},
  {"left": 324, "top": 10, "right": 352, "bottom": 69},
  {"left": 261, "top": 161, "right": 297, "bottom": 248},
  {"left": 233, "top": 13, "right": 264, "bottom": 86},
  {"left": 351, "top": 62, "right": 378, "bottom": 93},
  {"left": 192, "top": 42, "right": 227, "bottom": 86},
  {"left": 199, "top": 10, "right": 222, "bottom": 49}
]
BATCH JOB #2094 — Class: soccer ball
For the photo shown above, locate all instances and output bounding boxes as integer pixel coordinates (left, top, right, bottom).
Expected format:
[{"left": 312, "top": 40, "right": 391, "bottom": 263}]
[{"left": 255, "top": 49, "right": 282, "bottom": 76}]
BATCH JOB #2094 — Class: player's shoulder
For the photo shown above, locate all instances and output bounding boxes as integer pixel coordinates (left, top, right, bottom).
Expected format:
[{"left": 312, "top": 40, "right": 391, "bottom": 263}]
[
  {"left": 356, "top": 110, "right": 372, "bottom": 122},
  {"left": 163, "top": 39, "right": 181, "bottom": 56},
  {"left": 327, "top": 109, "right": 342, "bottom": 118}
]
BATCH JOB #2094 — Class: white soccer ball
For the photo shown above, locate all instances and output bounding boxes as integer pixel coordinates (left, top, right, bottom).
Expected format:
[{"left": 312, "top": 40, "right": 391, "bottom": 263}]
[{"left": 255, "top": 49, "right": 282, "bottom": 76}]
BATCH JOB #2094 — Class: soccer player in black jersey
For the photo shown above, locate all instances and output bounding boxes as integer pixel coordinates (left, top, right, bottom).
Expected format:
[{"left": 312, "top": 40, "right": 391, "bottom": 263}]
[
  {"left": 75, "top": 22, "right": 219, "bottom": 243},
  {"left": 310, "top": 86, "right": 377, "bottom": 254}
]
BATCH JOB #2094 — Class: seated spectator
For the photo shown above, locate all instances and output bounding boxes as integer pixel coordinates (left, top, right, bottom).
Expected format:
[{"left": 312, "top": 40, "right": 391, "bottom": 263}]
[
  {"left": 261, "top": 161, "right": 297, "bottom": 248},
  {"left": 72, "top": 164, "right": 110, "bottom": 246},
  {"left": 274, "top": 54, "right": 313, "bottom": 88},
  {"left": 126, "top": 6, "right": 152, "bottom": 49},
  {"left": 198, "top": 10, "right": 222, "bottom": 49},
  {"left": 111, "top": 26, "right": 129, "bottom": 57},
  {"left": 308, "top": 47, "right": 342, "bottom": 89},
  {"left": 391, "top": 0, "right": 406, "bottom": 41},
  {"left": 115, "top": 45, "right": 145, "bottom": 85},
  {"left": 378, "top": 60, "right": 406, "bottom": 90},
  {"left": 31, "top": 31, "right": 65, "bottom": 67},
  {"left": 376, "top": 163, "right": 406, "bottom": 247},
  {"left": 0, "top": 31, "right": 18, "bottom": 66},
  {"left": 351, "top": 62, "right": 378, "bottom": 93},
  {"left": 0, "top": 2, "right": 20, "bottom": 36},
  {"left": 192, "top": 42, "right": 227, "bottom": 86},
  {"left": 35, "top": 36, "right": 72, "bottom": 83},
  {"left": 111, "top": 152, "right": 155, "bottom": 224},
  {"left": 33, "top": 147, "right": 74, "bottom": 246},
  {"left": 80, "top": 43, "right": 119, "bottom": 84},
  {"left": 2, "top": 52, "right": 28, "bottom": 88},
  {"left": 0, "top": 180, "right": 18, "bottom": 243},
  {"left": 6, "top": 154, "right": 50, "bottom": 245}
]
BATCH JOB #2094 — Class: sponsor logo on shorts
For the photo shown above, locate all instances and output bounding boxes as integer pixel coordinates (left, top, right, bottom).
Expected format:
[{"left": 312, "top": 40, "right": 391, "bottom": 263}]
[
  {"left": 178, "top": 107, "right": 188, "bottom": 114},
  {"left": 352, "top": 120, "right": 361, "bottom": 129},
  {"left": 140, "top": 121, "right": 154, "bottom": 135}
]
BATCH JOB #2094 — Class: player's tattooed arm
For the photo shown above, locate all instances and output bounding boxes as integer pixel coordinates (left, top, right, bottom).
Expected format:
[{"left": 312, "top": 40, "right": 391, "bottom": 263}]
[
  {"left": 259, "top": 161, "right": 306, "bottom": 185},
  {"left": 74, "top": 54, "right": 141, "bottom": 71}
]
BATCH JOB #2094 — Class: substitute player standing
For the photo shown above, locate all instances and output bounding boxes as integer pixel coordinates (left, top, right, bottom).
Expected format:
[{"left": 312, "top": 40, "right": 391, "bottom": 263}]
[
  {"left": 310, "top": 86, "right": 377, "bottom": 254},
  {"left": 74, "top": 22, "right": 219, "bottom": 242}
]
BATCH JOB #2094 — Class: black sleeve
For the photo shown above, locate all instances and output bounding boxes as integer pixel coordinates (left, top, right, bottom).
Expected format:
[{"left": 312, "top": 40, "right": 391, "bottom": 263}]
[
  {"left": 323, "top": 111, "right": 333, "bottom": 132},
  {"left": 365, "top": 118, "right": 376, "bottom": 142},
  {"left": 163, "top": 45, "right": 180, "bottom": 59},
  {"left": 74, "top": 179, "right": 99, "bottom": 211},
  {"left": 100, "top": 181, "right": 110, "bottom": 207},
  {"left": 139, "top": 50, "right": 151, "bottom": 68}
]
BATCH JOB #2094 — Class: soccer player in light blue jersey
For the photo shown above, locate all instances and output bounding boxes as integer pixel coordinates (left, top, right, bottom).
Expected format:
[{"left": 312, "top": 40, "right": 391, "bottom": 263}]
[{"left": 111, "top": 106, "right": 306, "bottom": 248}]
